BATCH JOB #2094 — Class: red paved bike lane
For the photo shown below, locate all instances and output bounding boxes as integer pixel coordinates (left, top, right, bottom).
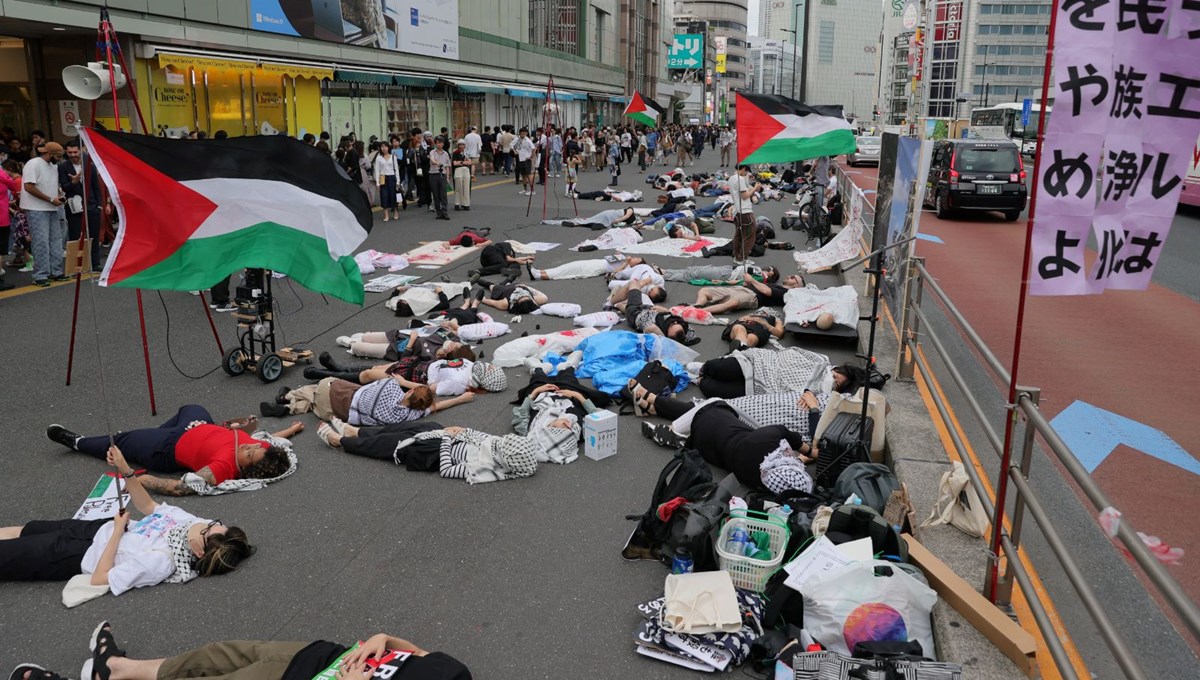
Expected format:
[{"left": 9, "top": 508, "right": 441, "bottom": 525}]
[{"left": 842, "top": 163, "right": 1200, "bottom": 604}]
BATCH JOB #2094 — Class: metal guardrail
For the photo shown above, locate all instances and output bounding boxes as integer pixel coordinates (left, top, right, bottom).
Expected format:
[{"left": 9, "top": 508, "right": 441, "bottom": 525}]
[{"left": 832, "top": 165, "right": 1200, "bottom": 679}]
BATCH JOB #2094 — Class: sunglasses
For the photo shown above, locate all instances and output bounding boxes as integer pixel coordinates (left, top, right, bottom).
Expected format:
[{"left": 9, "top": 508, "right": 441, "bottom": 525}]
[{"left": 200, "top": 519, "right": 223, "bottom": 538}]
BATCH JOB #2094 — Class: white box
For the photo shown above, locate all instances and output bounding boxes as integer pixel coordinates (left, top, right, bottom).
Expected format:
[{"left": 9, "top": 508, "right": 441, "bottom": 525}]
[{"left": 583, "top": 409, "right": 619, "bottom": 461}]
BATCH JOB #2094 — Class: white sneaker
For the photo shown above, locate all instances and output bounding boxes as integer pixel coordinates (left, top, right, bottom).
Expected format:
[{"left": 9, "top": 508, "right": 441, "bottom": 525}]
[{"left": 335, "top": 335, "right": 353, "bottom": 348}]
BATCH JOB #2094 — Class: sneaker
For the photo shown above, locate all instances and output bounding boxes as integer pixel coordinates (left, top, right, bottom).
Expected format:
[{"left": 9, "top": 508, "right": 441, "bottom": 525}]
[
  {"left": 213, "top": 302, "right": 237, "bottom": 313},
  {"left": 33, "top": 279, "right": 50, "bottom": 287},
  {"left": 640, "top": 421, "right": 686, "bottom": 449},
  {"left": 259, "top": 401, "right": 289, "bottom": 418},
  {"left": 50, "top": 274, "right": 70, "bottom": 282},
  {"left": 47, "top": 424, "right": 82, "bottom": 450},
  {"left": 19, "top": 263, "right": 34, "bottom": 272},
  {"left": 335, "top": 336, "right": 353, "bottom": 348},
  {"left": 188, "top": 290, "right": 201, "bottom": 296},
  {"left": 274, "top": 385, "right": 292, "bottom": 404},
  {"left": 318, "top": 351, "right": 339, "bottom": 371}
]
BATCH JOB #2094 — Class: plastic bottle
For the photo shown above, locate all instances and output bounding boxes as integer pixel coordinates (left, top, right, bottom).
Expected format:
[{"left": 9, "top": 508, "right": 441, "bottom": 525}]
[
  {"left": 768, "top": 504, "right": 793, "bottom": 522},
  {"left": 725, "top": 525, "right": 749, "bottom": 555},
  {"left": 671, "top": 547, "right": 694, "bottom": 574}
]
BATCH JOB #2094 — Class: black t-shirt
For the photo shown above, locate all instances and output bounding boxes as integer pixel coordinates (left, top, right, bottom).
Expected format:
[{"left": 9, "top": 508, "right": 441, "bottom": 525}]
[
  {"left": 754, "top": 284, "right": 788, "bottom": 307},
  {"left": 691, "top": 404, "right": 803, "bottom": 490},
  {"left": 281, "top": 642, "right": 472, "bottom": 680},
  {"left": 480, "top": 133, "right": 494, "bottom": 151}
]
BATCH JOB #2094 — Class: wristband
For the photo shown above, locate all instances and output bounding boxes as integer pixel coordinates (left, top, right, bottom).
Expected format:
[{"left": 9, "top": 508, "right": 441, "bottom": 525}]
[{"left": 122, "top": 468, "right": 146, "bottom": 478}]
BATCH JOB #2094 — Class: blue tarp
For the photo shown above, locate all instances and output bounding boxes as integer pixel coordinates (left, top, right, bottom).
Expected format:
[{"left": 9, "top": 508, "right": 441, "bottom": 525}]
[{"left": 575, "top": 331, "right": 693, "bottom": 396}]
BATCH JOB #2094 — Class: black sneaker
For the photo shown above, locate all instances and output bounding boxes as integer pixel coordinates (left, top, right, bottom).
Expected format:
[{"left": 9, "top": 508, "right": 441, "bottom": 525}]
[
  {"left": 47, "top": 424, "right": 82, "bottom": 450},
  {"left": 274, "top": 385, "right": 292, "bottom": 404},
  {"left": 468, "top": 270, "right": 481, "bottom": 285},
  {"left": 526, "top": 263, "right": 535, "bottom": 280},
  {"left": 50, "top": 274, "right": 70, "bottom": 282},
  {"left": 318, "top": 350, "right": 339, "bottom": 371},
  {"left": 640, "top": 421, "right": 686, "bottom": 449},
  {"left": 33, "top": 279, "right": 50, "bottom": 287},
  {"left": 472, "top": 287, "right": 486, "bottom": 303},
  {"left": 259, "top": 401, "right": 289, "bottom": 417}
]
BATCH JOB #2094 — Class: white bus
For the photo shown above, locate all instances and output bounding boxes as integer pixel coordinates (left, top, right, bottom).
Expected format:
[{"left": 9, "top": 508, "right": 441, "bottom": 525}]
[{"left": 969, "top": 103, "right": 1050, "bottom": 156}]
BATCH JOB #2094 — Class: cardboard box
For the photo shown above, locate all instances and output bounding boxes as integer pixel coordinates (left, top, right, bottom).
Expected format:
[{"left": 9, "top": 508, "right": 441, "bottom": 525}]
[
  {"left": 903, "top": 535, "right": 1037, "bottom": 675},
  {"left": 65, "top": 238, "right": 91, "bottom": 276},
  {"left": 583, "top": 409, "right": 618, "bottom": 461}
]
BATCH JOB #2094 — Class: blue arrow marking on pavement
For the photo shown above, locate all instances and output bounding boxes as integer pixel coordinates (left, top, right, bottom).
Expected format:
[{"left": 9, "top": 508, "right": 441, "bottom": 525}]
[
  {"left": 1049, "top": 400, "right": 1200, "bottom": 476},
  {"left": 916, "top": 233, "right": 944, "bottom": 244},
  {"left": 862, "top": 189, "right": 877, "bottom": 195}
]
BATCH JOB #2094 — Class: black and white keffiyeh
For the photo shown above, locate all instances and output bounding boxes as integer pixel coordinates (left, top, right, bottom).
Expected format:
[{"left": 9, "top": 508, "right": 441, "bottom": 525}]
[
  {"left": 162, "top": 523, "right": 199, "bottom": 584},
  {"left": 759, "top": 439, "right": 815, "bottom": 495},
  {"left": 181, "top": 432, "right": 296, "bottom": 495}
]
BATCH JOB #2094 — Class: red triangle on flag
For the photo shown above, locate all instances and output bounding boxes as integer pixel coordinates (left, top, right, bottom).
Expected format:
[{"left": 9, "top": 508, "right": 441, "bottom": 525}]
[
  {"left": 625, "top": 92, "right": 646, "bottom": 116},
  {"left": 85, "top": 130, "right": 218, "bottom": 286},
  {"left": 735, "top": 93, "right": 787, "bottom": 163}
]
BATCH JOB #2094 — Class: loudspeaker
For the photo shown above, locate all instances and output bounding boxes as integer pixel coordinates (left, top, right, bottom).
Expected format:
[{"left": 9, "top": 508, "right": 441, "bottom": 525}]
[
  {"left": 260, "top": 121, "right": 281, "bottom": 136},
  {"left": 63, "top": 62, "right": 126, "bottom": 100}
]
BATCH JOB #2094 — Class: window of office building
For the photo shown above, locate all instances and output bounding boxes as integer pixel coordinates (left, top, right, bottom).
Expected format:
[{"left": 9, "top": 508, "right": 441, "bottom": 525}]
[
  {"left": 530, "top": 0, "right": 584, "bottom": 56},
  {"left": 818, "top": 21, "right": 835, "bottom": 64}
]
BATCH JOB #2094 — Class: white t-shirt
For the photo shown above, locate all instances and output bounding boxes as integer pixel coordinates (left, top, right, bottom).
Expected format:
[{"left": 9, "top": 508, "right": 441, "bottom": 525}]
[
  {"left": 427, "top": 359, "right": 473, "bottom": 396},
  {"left": 80, "top": 503, "right": 205, "bottom": 596},
  {"left": 731, "top": 173, "right": 755, "bottom": 215},
  {"left": 373, "top": 153, "right": 398, "bottom": 178},
  {"left": 463, "top": 132, "right": 482, "bottom": 157},
  {"left": 612, "top": 263, "right": 665, "bottom": 289},
  {"left": 668, "top": 187, "right": 695, "bottom": 199},
  {"left": 621, "top": 132, "right": 632, "bottom": 147},
  {"left": 20, "top": 156, "right": 59, "bottom": 211},
  {"left": 515, "top": 137, "right": 534, "bottom": 162}
]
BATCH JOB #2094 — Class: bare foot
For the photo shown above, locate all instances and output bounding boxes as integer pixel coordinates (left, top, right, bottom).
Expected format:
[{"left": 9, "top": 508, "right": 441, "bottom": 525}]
[{"left": 342, "top": 424, "right": 360, "bottom": 439}]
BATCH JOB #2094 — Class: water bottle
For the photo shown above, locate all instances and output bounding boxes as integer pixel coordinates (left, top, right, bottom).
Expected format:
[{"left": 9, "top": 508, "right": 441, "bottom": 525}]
[
  {"left": 725, "top": 525, "right": 749, "bottom": 555},
  {"left": 671, "top": 547, "right": 694, "bottom": 574},
  {"left": 768, "top": 504, "right": 793, "bottom": 522}
]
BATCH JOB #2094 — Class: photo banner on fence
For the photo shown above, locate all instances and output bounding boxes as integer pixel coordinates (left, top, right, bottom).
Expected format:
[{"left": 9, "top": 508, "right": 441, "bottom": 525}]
[
  {"left": 883, "top": 137, "right": 933, "bottom": 313},
  {"left": 872, "top": 133, "right": 901, "bottom": 254},
  {"left": 1029, "top": 0, "right": 1200, "bottom": 296}
]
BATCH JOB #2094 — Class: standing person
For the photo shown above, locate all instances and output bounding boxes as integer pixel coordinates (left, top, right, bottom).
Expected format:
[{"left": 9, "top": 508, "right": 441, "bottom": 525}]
[
  {"left": 451, "top": 139, "right": 474, "bottom": 211},
  {"left": 463, "top": 126, "right": 482, "bottom": 180},
  {"left": 636, "top": 129, "right": 648, "bottom": 171},
  {"left": 0, "top": 158, "right": 21, "bottom": 291},
  {"left": 480, "top": 125, "right": 495, "bottom": 176},
  {"left": 646, "top": 127, "right": 659, "bottom": 166},
  {"left": 620, "top": 127, "right": 633, "bottom": 164},
  {"left": 514, "top": 127, "right": 536, "bottom": 196},
  {"left": 353, "top": 140, "right": 377, "bottom": 206},
  {"left": 675, "top": 130, "right": 691, "bottom": 167},
  {"left": 373, "top": 141, "right": 401, "bottom": 222},
  {"left": 499, "top": 124, "right": 516, "bottom": 179},
  {"left": 21, "top": 140, "right": 65, "bottom": 286},
  {"left": 812, "top": 155, "right": 832, "bottom": 207},
  {"left": 548, "top": 126, "right": 563, "bottom": 178},
  {"left": 414, "top": 132, "right": 433, "bottom": 209},
  {"left": 607, "top": 139, "right": 622, "bottom": 187},
  {"left": 534, "top": 127, "right": 547, "bottom": 186},
  {"left": 58, "top": 139, "right": 102, "bottom": 272},
  {"left": 692, "top": 126, "right": 705, "bottom": 159},
  {"left": 730, "top": 164, "right": 761, "bottom": 264},
  {"left": 564, "top": 153, "right": 580, "bottom": 197},
  {"left": 719, "top": 127, "right": 734, "bottom": 167},
  {"left": 428, "top": 137, "right": 451, "bottom": 220}
]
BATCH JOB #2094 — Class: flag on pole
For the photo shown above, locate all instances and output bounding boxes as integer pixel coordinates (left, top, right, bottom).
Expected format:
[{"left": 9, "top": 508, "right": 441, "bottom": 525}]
[
  {"left": 735, "top": 93, "right": 857, "bottom": 164},
  {"left": 623, "top": 91, "right": 665, "bottom": 127},
  {"left": 80, "top": 129, "right": 373, "bottom": 304}
]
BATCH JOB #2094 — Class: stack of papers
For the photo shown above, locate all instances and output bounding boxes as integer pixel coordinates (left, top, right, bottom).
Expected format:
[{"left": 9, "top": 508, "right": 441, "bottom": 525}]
[{"left": 782, "top": 535, "right": 873, "bottom": 592}]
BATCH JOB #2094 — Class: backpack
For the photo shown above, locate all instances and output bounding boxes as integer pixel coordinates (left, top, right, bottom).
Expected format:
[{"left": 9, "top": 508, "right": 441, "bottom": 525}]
[
  {"left": 833, "top": 463, "right": 900, "bottom": 514},
  {"left": 661, "top": 473, "right": 737, "bottom": 571},
  {"left": 621, "top": 448, "right": 715, "bottom": 563},
  {"left": 824, "top": 504, "right": 908, "bottom": 563}
]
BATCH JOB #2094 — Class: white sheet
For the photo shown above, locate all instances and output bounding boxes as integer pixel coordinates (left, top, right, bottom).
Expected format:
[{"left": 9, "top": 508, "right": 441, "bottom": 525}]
[
  {"left": 620, "top": 236, "right": 730, "bottom": 259},
  {"left": 783, "top": 285, "right": 860, "bottom": 327}
]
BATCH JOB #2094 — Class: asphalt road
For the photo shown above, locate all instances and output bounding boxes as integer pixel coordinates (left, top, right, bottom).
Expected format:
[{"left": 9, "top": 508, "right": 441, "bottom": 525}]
[
  {"left": 0, "top": 151, "right": 859, "bottom": 678},
  {"left": 842, "top": 159, "right": 1200, "bottom": 678}
]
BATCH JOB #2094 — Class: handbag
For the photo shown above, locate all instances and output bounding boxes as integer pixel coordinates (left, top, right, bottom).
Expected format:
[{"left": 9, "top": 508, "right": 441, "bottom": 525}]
[{"left": 921, "top": 461, "right": 989, "bottom": 538}]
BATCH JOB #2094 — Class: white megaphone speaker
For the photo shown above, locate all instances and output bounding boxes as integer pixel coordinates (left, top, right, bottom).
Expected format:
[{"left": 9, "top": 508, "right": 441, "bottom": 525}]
[
  {"left": 260, "top": 121, "right": 280, "bottom": 136},
  {"left": 62, "top": 62, "right": 127, "bottom": 100}
]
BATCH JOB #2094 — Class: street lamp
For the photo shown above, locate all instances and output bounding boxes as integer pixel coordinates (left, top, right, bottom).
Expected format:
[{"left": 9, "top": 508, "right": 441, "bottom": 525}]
[
  {"left": 978, "top": 61, "right": 995, "bottom": 107},
  {"left": 781, "top": 28, "right": 798, "bottom": 100}
]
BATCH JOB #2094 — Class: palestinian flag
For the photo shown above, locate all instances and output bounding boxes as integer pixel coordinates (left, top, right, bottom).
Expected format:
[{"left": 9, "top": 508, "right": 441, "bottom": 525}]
[
  {"left": 624, "top": 91, "right": 665, "bottom": 127},
  {"left": 79, "top": 129, "right": 372, "bottom": 304},
  {"left": 736, "top": 93, "right": 857, "bottom": 164}
]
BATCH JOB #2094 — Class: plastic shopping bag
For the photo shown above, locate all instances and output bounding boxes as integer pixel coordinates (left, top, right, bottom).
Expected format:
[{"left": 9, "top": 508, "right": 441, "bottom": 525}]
[{"left": 802, "top": 559, "right": 938, "bottom": 657}]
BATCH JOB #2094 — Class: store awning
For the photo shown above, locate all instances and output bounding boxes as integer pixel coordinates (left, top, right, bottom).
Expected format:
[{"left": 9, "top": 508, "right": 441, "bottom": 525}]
[
  {"left": 155, "top": 53, "right": 332, "bottom": 80},
  {"left": 507, "top": 87, "right": 547, "bottom": 99},
  {"left": 609, "top": 96, "right": 629, "bottom": 104},
  {"left": 334, "top": 69, "right": 394, "bottom": 84},
  {"left": 393, "top": 74, "right": 439, "bottom": 88},
  {"left": 554, "top": 91, "right": 588, "bottom": 101},
  {"left": 444, "top": 79, "right": 508, "bottom": 95}
]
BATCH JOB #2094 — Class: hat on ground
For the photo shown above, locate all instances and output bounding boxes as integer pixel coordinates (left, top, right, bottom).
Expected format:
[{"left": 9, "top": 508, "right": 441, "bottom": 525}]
[{"left": 471, "top": 361, "right": 507, "bottom": 392}]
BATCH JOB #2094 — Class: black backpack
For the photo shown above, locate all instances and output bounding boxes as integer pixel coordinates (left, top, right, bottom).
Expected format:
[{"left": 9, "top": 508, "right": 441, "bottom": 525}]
[
  {"left": 833, "top": 463, "right": 900, "bottom": 514},
  {"left": 824, "top": 504, "right": 909, "bottom": 563},
  {"left": 621, "top": 448, "right": 715, "bottom": 563}
]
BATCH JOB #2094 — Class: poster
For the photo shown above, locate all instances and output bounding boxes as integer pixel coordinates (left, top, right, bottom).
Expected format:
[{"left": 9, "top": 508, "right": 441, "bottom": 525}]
[
  {"left": 58, "top": 101, "right": 80, "bottom": 136},
  {"left": 249, "top": 0, "right": 459, "bottom": 60},
  {"left": 871, "top": 133, "right": 900, "bottom": 254},
  {"left": 882, "top": 137, "right": 933, "bottom": 312},
  {"left": 74, "top": 474, "right": 129, "bottom": 522}
]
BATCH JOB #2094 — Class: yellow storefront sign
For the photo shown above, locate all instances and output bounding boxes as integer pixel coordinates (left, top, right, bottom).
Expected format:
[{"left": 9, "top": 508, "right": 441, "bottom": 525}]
[
  {"left": 155, "top": 54, "right": 332, "bottom": 81},
  {"left": 715, "top": 54, "right": 727, "bottom": 74}
]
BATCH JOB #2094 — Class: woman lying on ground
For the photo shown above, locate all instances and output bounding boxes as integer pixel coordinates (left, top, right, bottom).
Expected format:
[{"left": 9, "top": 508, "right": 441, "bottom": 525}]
[
  {"left": 696, "top": 348, "right": 866, "bottom": 399},
  {"left": 627, "top": 380, "right": 829, "bottom": 445},
  {"left": 336, "top": 322, "right": 476, "bottom": 362},
  {"left": 722, "top": 311, "right": 785, "bottom": 350},
  {"left": 0, "top": 446, "right": 253, "bottom": 591},
  {"left": 303, "top": 348, "right": 506, "bottom": 396},
  {"left": 47, "top": 405, "right": 300, "bottom": 496},
  {"left": 628, "top": 386, "right": 818, "bottom": 495},
  {"left": 472, "top": 278, "right": 548, "bottom": 314},
  {"left": 12, "top": 621, "right": 471, "bottom": 680},
  {"left": 316, "top": 420, "right": 538, "bottom": 485},
  {"left": 263, "top": 374, "right": 474, "bottom": 423},
  {"left": 527, "top": 254, "right": 643, "bottom": 281}
]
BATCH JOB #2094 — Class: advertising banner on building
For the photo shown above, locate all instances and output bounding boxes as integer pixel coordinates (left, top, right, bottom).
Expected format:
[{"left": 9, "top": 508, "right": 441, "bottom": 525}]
[
  {"left": 715, "top": 36, "right": 728, "bottom": 74},
  {"left": 1029, "top": 0, "right": 1200, "bottom": 295},
  {"left": 248, "top": 0, "right": 459, "bottom": 60}
]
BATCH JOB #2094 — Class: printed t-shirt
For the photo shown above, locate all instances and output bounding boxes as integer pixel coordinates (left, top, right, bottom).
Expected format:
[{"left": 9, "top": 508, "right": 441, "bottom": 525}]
[
  {"left": 175, "top": 424, "right": 269, "bottom": 484},
  {"left": 281, "top": 642, "right": 472, "bottom": 680},
  {"left": 80, "top": 503, "right": 207, "bottom": 595}
]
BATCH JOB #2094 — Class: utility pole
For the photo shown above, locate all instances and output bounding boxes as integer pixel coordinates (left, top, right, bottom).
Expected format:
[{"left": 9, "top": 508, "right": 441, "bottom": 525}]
[
  {"left": 781, "top": 28, "right": 798, "bottom": 99},
  {"left": 798, "top": 0, "right": 810, "bottom": 101}
]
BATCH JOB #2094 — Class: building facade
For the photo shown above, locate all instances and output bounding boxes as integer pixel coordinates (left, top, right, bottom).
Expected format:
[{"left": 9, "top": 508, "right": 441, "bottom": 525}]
[
  {"left": 758, "top": 0, "right": 795, "bottom": 43},
  {"left": 802, "top": 0, "right": 883, "bottom": 120},
  {"left": 673, "top": 0, "right": 749, "bottom": 89},
  {"left": 747, "top": 37, "right": 798, "bottom": 99},
  {"left": 0, "top": 0, "right": 649, "bottom": 143},
  {"left": 961, "top": 0, "right": 1050, "bottom": 114}
]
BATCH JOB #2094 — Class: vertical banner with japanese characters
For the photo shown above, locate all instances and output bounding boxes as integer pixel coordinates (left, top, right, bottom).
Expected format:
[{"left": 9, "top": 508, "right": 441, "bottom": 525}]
[{"left": 1032, "top": 0, "right": 1200, "bottom": 295}]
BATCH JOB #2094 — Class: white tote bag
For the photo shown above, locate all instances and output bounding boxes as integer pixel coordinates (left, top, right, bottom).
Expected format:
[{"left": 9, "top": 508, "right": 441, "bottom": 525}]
[
  {"left": 802, "top": 559, "right": 938, "bottom": 657},
  {"left": 921, "top": 461, "right": 990, "bottom": 538},
  {"left": 659, "top": 570, "right": 743, "bottom": 635}
]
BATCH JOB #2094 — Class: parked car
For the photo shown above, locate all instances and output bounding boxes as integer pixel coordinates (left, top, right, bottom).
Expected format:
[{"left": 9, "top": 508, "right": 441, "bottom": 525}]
[
  {"left": 847, "top": 136, "right": 881, "bottom": 166},
  {"left": 924, "top": 139, "right": 1027, "bottom": 221}
]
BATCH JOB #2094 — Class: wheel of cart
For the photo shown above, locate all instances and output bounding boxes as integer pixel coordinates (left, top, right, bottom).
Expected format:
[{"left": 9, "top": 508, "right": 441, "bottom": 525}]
[
  {"left": 257, "top": 352, "right": 284, "bottom": 383},
  {"left": 223, "top": 347, "right": 250, "bottom": 376}
]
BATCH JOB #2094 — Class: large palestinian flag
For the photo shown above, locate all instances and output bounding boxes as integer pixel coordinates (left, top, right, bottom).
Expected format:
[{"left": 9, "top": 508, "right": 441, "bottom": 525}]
[
  {"left": 624, "top": 91, "right": 665, "bottom": 127},
  {"left": 736, "top": 93, "right": 857, "bottom": 164},
  {"left": 79, "top": 129, "right": 372, "bottom": 304}
]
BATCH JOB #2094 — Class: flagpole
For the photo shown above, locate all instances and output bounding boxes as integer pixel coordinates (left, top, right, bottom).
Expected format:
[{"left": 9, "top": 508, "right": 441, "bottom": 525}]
[{"left": 984, "top": 0, "right": 1060, "bottom": 604}]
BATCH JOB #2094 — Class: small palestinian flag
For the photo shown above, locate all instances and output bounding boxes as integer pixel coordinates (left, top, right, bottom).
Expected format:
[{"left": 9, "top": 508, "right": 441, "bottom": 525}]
[
  {"left": 736, "top": 93, "right": 857, "bottom": 164},
  {"left": 80, "top": 129, "right": 372, "bottom": 304},
  {"left": 624, "top": 91, "right": 665, "bottom": 127}
]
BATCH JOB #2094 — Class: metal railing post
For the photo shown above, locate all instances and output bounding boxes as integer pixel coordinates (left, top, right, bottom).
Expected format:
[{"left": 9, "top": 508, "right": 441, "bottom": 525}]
[
  {"left": 992, "top": 385, "right": 1040, "bottom": 608},
  {"left": 896, "top": 256, "right": 924, "bottom": 381}
]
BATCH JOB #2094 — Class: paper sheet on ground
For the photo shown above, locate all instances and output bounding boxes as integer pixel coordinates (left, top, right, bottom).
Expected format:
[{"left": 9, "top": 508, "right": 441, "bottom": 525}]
[
  {"left": 74, "top": 474, "right": 129, "bottom": 521},
  {"left": 523, "top": 241, "right": 561, "bottom": 251},
  {"left": 621, "top": 236, "right": 730, "bottom": 258},
  {"left": 402, "top": 241, "right": 479, "bottom": 267},
  {"left": 364, "top": 274, "right": 420, "bottom": 293},
  {"left": 782, "top": 535, "right": 873, "bottom": 591},
  {"left": 570, "top": 227, "right": 643, "bottom": 252}
]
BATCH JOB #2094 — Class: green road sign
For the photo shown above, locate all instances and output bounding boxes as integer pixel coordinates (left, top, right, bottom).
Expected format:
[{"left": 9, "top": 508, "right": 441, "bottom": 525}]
[{"left": 668, "top": 33, "right": 704, "bottom": 70}]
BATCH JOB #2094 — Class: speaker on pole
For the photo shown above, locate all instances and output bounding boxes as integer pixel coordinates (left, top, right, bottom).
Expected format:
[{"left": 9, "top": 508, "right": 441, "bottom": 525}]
[{"left": 62, "top": 62, "right": 126, "bottom": 100}]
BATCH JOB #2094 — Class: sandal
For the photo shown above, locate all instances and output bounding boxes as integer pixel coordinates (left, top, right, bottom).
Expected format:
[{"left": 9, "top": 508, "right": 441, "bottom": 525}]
[
  {"left": 10, "top": 664, "right": 67, "bottom": 680},
  {"left": 85, "top": 621, "right": 125, "bottom": 680},
  {"left": 316, "top": 422, "right": 340, "bottom": 449},
  {"left": 222, "top": 415, "right": 259, "bottom": 430},
  {"left": 626, "top": 380, "right": 653, "bottom": 417}
]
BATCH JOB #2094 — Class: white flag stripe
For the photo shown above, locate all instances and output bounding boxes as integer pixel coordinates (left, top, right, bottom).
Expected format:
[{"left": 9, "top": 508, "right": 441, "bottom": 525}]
[
  {"left": 770, "top": 114, "right": 853, "bottom": 141},
  {"left": 183, "top": 178, "right": 369, "bottom": 257}
]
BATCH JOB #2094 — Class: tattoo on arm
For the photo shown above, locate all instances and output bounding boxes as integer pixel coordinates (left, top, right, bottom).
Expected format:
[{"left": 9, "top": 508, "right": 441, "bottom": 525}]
[{"left": 138, "top": 475, "right": 197, "bottom": 497}]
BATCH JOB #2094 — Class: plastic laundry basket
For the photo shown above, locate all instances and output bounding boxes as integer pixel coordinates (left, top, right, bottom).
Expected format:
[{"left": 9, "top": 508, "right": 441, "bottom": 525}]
[{"left": 715, "top": 510, "right": 790, "bottom": 592}]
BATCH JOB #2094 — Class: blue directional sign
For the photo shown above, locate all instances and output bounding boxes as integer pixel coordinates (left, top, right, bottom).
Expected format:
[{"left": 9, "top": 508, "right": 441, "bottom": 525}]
[
  {"left": 1021, "top": 98, "right": 1032, "bottom": 126},
  {"left": 668, "top": 33, "right": 704, "bottom": 70},
  {"left": 1049, "top": 400, "right": 1200, "bottom": 476}
]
